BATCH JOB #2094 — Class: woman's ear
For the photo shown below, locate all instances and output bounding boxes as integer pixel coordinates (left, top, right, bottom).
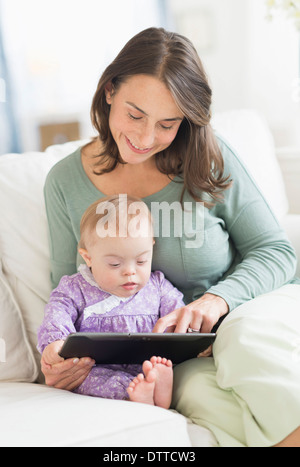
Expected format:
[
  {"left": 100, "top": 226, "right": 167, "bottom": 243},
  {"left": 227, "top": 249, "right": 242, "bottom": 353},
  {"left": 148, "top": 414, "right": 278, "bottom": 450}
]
[
  {"left": 78, "top": 248, "right": 92, "bottom": 267},
  {"left": 105, "top": 82, "right": 114, "bottom": 105}
]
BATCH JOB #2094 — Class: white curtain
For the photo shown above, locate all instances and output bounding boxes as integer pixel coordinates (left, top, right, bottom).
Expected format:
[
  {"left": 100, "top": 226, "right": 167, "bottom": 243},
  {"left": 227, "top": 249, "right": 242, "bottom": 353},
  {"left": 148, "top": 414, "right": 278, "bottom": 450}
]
[
  {"left": 1, "top": 0, "right": 171, "bottom": 153},
  {"left": 0, "top": 1, "right": 21, "bottom": 154}
]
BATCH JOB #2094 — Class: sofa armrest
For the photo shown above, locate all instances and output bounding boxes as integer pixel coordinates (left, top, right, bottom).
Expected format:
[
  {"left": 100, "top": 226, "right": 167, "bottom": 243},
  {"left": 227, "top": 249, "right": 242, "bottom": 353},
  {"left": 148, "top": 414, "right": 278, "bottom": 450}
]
[
  {"left": 281, "top": 214, "right": 300, "bottom": 278},
  {"left": 277, "top": 148, "right": 300, "bottom": 215}
]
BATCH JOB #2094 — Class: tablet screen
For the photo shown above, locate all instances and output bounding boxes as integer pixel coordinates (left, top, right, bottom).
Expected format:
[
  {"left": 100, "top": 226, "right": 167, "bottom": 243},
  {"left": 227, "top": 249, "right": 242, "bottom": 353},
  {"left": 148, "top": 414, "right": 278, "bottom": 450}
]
[{"left": 59, "top": 332, "right": 216, "bottom": 364}]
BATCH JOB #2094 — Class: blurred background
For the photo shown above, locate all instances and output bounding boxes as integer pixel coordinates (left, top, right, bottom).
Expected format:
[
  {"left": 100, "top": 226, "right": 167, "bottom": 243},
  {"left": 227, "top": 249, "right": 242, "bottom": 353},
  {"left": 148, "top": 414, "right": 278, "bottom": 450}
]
[{"left": 0, "top": 0, "right": 299, "bottom": 155}]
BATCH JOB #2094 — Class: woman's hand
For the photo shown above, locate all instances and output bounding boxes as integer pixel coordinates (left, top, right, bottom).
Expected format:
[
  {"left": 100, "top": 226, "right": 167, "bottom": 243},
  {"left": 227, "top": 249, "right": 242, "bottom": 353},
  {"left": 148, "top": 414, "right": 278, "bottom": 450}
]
[
  {"left": 41, "top": 340, "right": 95, "bottom": 391},
  {"left": 153, "top": 293, "right": 229, "bottom": 334}
]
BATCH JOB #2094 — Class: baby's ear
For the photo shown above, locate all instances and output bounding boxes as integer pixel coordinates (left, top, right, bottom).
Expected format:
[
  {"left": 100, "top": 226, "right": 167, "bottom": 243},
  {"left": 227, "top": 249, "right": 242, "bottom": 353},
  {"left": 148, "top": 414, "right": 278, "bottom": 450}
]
[{"left": 78, "top": 248, "right": 92, "bottom": 267}]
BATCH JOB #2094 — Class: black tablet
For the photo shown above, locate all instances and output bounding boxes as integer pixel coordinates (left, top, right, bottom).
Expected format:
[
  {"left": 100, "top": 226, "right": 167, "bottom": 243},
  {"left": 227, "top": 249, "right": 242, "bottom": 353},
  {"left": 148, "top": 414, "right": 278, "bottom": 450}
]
[{"left": 59, "top": 332, "right": 216, "bottom": 364}]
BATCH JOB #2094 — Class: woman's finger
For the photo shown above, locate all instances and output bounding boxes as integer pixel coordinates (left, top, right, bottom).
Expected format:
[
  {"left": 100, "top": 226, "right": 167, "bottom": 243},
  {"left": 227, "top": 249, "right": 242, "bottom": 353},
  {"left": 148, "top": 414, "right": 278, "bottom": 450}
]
[
  {"left": 174, "top": 307, "right": 193, "bottom": 333},
  {"left": 53, "top": 364, "right": 92, "bottom": 391},
  {"left": 188, "top": 311, "right": 203, "bottom": 333},
  {"left": 43, "top": 357, "right": 94, "bottom": 388},
  {"left": 152, "top": 312, "right": 178, "bottom": 333},
  {"left": 200, "top": 315, "right": 217, "bottom": 333},
  {"left": 63, "top": 368, "right": 93, "bottom": 391},
  {"left": 60, "top": 358, "right": 95, "bottom": 390},
  {"left": 198, "top": 344, "right": 213, "bottom": 357}
]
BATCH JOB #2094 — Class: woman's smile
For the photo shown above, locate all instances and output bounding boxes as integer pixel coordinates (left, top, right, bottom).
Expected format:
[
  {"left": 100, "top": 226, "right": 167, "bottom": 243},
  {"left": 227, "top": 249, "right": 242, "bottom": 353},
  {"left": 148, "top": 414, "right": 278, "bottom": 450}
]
[
  {"left": 105, "top": 75, "right": 184, "bottom": 165},
  {"left": 125, "top": 136, "right": 152, "bottom": 154}
]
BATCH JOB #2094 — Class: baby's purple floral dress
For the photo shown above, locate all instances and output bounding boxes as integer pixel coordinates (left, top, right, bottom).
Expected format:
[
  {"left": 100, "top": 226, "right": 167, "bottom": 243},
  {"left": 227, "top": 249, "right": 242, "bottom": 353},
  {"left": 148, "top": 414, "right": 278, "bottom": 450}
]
[{"left": 37, "top": 265, "right": 185, "bottom": 400}]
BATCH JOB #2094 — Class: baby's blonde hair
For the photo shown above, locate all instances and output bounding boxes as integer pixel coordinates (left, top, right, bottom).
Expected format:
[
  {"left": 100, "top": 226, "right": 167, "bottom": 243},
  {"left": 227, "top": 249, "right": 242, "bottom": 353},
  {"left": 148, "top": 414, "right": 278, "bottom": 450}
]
[{"left": 78, "top": 194, "right": 153, "bottom": 250}]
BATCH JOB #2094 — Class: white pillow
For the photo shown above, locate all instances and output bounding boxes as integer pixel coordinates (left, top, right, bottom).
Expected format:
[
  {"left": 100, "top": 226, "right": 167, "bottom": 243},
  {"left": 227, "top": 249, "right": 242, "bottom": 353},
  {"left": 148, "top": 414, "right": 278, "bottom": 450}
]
[
  {"left": 212, "top": 109, "right": 289, "bottom": 220},
  {"left": 0, "top": 261, "right": 38, "bottom": 382},
  {"left": 0, "top": 141, "right": 88, "bottom": 373}
]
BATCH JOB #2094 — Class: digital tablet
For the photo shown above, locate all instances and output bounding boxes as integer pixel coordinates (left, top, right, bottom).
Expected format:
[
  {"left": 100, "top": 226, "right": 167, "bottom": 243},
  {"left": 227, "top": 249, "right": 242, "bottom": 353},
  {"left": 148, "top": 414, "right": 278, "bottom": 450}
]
[{"left": 59, "top": 332, "right": 216, "bottom": 364}]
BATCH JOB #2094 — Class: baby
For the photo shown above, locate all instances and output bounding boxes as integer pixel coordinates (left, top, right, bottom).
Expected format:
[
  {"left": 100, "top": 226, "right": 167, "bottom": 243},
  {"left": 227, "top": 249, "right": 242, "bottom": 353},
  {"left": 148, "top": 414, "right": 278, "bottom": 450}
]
[{"left": 37, "top": 194, "right": 185, "bottom": 409}]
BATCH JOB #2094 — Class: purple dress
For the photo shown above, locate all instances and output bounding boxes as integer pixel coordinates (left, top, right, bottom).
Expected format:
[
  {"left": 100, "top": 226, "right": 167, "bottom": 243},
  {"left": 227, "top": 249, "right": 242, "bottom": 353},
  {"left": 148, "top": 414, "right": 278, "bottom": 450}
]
[{"left": 37, "top": 265, "right": 185, "bottom": 399}]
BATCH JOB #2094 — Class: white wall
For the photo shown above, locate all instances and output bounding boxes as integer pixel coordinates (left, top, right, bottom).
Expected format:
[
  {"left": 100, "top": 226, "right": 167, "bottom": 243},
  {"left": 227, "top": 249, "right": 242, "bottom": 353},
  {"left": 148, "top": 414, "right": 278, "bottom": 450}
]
[
  {"left": 1, "top": 0, "right": 163, "bottom": 152},
  {"left": 169, "top": 0, "right": 300, "bottom": 147},
  {"left": 2, "top": 0, "right": 300, "bottom": 151},
  {"left": 245, "top": 0, "right": 300, "bottom": 147},
  {"left": 169, "top": 0, "right": 249, "bottom": 111}
]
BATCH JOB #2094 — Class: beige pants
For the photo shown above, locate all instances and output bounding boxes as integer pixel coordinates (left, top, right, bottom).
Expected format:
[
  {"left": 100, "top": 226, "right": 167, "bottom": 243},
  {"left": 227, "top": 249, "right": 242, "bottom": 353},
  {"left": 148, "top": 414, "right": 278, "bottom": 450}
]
[{"left": 172, "top": 285, "right": 300, "bottom": 447}]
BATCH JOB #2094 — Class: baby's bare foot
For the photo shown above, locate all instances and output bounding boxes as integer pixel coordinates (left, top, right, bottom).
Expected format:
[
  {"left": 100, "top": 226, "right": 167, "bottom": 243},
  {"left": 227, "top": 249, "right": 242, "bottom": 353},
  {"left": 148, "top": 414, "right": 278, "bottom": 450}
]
[
  {"left": 127, "top": 362, "right": 156, "bottom": 405},
  {"left": 150, "top": 356, "right": 173, "bottom": 409}
]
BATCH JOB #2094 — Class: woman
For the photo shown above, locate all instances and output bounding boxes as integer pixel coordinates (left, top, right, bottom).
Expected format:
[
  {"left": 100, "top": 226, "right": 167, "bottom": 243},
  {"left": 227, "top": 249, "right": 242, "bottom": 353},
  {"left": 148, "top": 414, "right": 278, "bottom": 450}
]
[{"left": 41, "top": 27, "right": 300, "bottom": 446}]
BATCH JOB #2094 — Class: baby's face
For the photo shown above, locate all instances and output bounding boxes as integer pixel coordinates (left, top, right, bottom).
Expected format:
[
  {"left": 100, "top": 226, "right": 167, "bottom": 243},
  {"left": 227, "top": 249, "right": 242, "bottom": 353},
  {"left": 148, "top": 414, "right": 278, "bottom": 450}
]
[{"left": 81, "top": 234, "right": 154, "bottom": 297}]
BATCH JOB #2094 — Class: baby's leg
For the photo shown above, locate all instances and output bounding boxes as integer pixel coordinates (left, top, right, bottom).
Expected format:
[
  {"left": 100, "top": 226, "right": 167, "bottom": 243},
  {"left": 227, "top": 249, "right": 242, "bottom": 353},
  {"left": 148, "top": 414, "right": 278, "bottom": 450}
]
[
  {"left": 150, "top": 356, "right": 173, "bottom": 409},
  {"left": 127, "top": 360, "right": 156, "bottom": 405},
  {"left": 74, "top": 365, "right": 135, "bottom": 400}
]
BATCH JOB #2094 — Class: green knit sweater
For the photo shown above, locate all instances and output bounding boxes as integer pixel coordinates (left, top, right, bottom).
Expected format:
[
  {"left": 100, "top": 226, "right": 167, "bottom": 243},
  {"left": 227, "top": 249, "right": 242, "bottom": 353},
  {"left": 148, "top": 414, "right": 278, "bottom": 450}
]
[{"left": 44, "top": 135, "right": 298, "bottom": 310}]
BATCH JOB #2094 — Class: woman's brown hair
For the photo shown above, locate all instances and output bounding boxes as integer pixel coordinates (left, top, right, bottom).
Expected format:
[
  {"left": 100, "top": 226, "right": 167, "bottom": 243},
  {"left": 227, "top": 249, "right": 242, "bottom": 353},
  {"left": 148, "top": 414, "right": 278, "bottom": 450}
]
[{"left": 90, "top": 27, "right": 231, "bottom": 204}]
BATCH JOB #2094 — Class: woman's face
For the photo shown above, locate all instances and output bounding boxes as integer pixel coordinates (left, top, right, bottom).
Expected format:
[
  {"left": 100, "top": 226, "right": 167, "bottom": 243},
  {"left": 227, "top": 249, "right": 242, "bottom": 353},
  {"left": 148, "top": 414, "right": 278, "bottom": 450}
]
[{"left": 105, "top": 74, "right": 184, "bottom": 165}]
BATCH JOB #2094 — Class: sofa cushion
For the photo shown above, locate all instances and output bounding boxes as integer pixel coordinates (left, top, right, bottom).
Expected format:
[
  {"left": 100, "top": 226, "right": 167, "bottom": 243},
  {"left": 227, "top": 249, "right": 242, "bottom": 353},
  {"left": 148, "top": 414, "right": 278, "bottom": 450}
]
[
  {"left": 0, "top": 382, "right": 196, "bottom": 447},
  {"left": 0, "top": 262, "right": 38, "bottom": 382},
  {"left": 281, "top": 215, "right": 300, "bottom": 277},
  {"left": 212, "top": 109, "right": 289, "bottom": 220},
  {"left": 0, "top": 141, "right": 87, "bottom": 373}
]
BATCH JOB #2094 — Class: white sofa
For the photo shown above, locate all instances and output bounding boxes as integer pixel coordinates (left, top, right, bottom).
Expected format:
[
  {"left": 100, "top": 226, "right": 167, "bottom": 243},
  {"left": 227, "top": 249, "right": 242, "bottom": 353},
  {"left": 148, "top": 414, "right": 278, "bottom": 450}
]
[{"left": 0, "top": 109, "right": 299, "bottom": 448}]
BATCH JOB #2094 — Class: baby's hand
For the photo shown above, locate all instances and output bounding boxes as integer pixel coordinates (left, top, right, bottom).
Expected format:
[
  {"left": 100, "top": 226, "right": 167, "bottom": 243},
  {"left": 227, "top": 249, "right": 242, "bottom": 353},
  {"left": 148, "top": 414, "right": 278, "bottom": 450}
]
[
  {"left": 41, "top": 340, "right": 65, "bottom": 369},
  {"left": 41, "top": 340, "right": 95, "bottom": 391}
]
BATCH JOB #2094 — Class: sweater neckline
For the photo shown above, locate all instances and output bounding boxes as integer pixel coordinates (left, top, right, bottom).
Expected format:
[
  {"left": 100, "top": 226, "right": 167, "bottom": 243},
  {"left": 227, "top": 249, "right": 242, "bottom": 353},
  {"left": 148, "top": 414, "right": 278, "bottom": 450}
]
[{"left": 74, "top": 146, "right": 183, "bottom": 202}]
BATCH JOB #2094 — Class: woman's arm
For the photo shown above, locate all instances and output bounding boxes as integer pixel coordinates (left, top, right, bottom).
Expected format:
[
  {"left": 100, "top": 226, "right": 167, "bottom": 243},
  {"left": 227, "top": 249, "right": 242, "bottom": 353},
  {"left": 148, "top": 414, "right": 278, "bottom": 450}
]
[
  {"left": 206, "top": 137, "right": 297, "bottom": 311},
  {"left": 154, "top": 137, "right": 297, "bottom": 333},
  {"left": 44, "top": 165, "right": 79, "bottom": 289}
]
